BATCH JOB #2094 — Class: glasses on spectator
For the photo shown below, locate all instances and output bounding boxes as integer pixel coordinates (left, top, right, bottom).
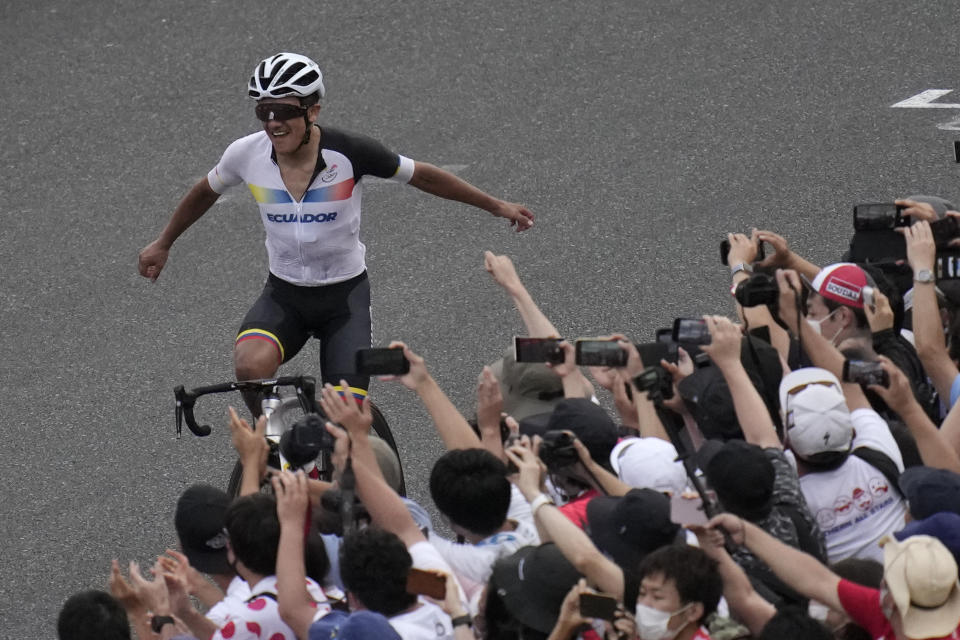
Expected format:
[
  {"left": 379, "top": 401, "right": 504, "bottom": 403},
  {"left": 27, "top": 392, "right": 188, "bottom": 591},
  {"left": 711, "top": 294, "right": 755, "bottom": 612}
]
[{"left": 255, "top": 103, "right": 308, "bottom": 122}]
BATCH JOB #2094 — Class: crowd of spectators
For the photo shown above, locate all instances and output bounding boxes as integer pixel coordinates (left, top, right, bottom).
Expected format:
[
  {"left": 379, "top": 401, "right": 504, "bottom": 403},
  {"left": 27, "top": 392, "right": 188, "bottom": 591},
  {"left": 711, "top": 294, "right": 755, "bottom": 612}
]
[{"left": 59, "top": 196, "right": 960, "bottom": 640}]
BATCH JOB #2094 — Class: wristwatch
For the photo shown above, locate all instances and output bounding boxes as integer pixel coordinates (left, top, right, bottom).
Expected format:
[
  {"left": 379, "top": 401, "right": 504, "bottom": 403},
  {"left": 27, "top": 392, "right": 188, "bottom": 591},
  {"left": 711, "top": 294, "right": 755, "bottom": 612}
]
[
  {"left": 915, "top": 269, "right": 935, "bottom": 284},
  {"left": 730, "top": 262, "right": 753, "bottom": 278},
  {"left": 451, "top": 614, "right": 473, "bottom": 628},
  {"left": 150, "top": 615, "right": 176, "bottom": 633}
]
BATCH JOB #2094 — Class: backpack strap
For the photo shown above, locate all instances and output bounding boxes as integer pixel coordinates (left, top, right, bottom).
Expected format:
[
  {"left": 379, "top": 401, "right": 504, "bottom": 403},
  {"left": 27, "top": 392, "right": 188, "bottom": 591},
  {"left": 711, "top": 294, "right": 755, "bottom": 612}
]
[
  {"left": 778, "top": 504, "right": 827, "bottom": 563},
  {"left": 851, "top": 447, "right": 903, "bottom": 498}
]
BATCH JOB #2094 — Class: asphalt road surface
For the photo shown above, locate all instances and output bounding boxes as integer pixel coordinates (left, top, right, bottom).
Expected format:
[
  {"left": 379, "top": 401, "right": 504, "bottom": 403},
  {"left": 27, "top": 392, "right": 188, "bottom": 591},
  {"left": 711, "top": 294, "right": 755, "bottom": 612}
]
[{"left": 3, "top": 0, "right": 960, "bottom": 635}]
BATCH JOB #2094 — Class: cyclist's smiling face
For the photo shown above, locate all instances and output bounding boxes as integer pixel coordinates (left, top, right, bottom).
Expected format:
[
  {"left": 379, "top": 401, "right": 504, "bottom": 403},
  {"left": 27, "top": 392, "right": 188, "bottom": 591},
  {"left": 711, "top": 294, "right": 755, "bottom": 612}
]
[{"left": 257, "top": 96, "right": 318, "bottom": 154}]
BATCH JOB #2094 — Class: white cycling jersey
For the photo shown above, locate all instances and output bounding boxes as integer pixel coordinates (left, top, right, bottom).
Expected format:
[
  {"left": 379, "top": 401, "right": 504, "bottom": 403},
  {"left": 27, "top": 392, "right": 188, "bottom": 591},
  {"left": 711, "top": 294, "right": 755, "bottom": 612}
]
[{"left": 207, "top": 126, "right": 415, "bottom": 286}]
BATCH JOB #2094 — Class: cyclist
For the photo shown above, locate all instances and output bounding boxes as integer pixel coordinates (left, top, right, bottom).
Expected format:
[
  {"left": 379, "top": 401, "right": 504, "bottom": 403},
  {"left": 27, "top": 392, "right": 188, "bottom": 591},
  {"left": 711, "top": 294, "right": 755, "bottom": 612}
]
[{"left": 139, "top": 52, "right": 534, "bottom": 414}]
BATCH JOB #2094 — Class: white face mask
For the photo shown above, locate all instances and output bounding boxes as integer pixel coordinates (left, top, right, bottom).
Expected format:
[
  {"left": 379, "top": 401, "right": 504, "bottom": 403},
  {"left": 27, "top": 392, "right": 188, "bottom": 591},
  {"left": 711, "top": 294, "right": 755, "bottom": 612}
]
[
  {"left": 806, "top": 309, "right": 843, "bottom": 344},
  {"left": 634, "top": 602, "right": 691, "bottom": 640}
]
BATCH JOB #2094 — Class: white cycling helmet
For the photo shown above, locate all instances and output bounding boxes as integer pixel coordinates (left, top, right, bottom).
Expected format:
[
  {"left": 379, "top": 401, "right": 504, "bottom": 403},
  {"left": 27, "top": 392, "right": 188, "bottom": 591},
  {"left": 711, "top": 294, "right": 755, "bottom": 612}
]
[{"left": 248, "top": 52, "right": 325, "bottom": 101}]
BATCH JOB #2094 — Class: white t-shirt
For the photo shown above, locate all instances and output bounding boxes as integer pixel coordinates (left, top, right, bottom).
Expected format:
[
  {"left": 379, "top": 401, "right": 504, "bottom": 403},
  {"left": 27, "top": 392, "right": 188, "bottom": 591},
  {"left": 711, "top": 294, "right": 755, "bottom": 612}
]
[
  {"left": 427, "top": 485, "right": 540, "bottom": 613},
  {"left": 789, "top": 408, "right": 908, "bottom": 563},
  {"left": 389, "top": 602, "right": 455, "bottom": 640},
  {"left": 205, "top": 575, "right": 251, "bottom": 627},
  {"left": 211, "top": 575, "right": 331, "bottom": 640},
  {"left": 387, "top": 541, "right": 458, "bottom": 640}
]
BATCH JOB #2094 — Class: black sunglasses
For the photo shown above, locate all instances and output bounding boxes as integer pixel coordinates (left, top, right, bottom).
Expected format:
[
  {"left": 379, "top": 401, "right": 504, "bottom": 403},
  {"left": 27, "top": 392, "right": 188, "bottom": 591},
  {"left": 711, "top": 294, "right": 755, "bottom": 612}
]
[{"left": 255, "top": 103, "right": 308, "bottom": 122}]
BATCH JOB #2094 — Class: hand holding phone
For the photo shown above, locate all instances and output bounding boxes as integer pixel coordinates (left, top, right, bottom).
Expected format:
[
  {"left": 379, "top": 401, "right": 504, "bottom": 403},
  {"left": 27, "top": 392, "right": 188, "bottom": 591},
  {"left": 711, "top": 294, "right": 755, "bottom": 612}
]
[
  {"left": 672, "top": 318, "right": 712, "bottom": 345},
  {"left": 355, "top": 348, "right": 410, "bottom": 375},
  {"left": 670, "top": 493, "right": 709, "bottom": 526},
  {"left": 842, "top": 359, "right": 890, "bottom": 388},
  {"left": 514, "top": 337, "right": 565, "bottom": 364},
  {"left": 575, "top": 339, "right": 627, "bottom": 367},
  {"left": 579, "top": 592, "right": 619, "bottom": 621},
  {"left": 853, "top": 203, "right": 908, "bottom": 231},
  {"left": 406, "top": 568, "right": 447, "bottom": 600}
]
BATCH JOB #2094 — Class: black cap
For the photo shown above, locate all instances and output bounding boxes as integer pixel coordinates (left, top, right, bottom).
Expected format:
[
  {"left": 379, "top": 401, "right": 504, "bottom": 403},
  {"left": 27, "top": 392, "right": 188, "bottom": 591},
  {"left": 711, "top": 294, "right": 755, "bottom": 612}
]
[
  {"left": 546, "top": 399, "right": 619, "bottom": 468},
  {"left": 586, "top": 488, "right": 680, "bottom": 572},
  {"left": 174, "top": 484, "right": 232, "bottom": 575},
  {"left": 491, "top": 543, "right": 582, "bottom": 634}
]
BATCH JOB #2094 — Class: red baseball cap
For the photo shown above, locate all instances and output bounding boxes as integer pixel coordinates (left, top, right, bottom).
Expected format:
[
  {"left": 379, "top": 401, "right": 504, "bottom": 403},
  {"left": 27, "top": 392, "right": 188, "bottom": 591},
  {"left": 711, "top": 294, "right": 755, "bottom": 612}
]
[{"left": 808, "top": 263, "right": 872, "bottom": 309}]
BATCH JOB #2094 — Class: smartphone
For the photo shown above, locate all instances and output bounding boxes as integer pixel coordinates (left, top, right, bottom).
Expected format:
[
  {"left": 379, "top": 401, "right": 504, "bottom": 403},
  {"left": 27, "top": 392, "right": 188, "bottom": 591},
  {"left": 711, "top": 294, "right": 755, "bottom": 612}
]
[
  {"left": 842, "top": 359, "right": 889, "bottom": 388},
  {"left": 575, "top": 340, "right": 627, "bottom": 367},
  {"left": 355, "top": 348, "right": 410, "bottom": 375},
  {"left": 406, "top": 568, "right": 446, "bottom": 600},
  {"left": 720, "top": 238, "right": 766, "bottom": 266},
  {"left": 514, "top": 337, "right": 565, "bottom": 364},
  {"left": 670, "top": 493, "right": 709, "bottom": 526},
  {"left": 579, "top": 592, "right": 618, "bottom": 621},
  {"left": 931, "top": 216, "right": 960, "bottom": 247},
  {"left": 853, "top": 203, "right": 908, "bottom": 231},
  {"left": 862, "top": 286, "right": 875, "bottom": 307},
  {"left": 655, "top": 328, "right": 674, "bottom": 344},
  {"left": 672, "top": 318, "right": 711, "bottom": 345}
]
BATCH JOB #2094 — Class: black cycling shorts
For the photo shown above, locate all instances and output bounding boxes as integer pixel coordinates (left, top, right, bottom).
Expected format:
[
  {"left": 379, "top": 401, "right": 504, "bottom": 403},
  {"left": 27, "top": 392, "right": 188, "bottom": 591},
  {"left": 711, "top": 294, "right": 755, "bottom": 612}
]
[{"left": 236, "top": 271, "right": 372, "bottom": 396}]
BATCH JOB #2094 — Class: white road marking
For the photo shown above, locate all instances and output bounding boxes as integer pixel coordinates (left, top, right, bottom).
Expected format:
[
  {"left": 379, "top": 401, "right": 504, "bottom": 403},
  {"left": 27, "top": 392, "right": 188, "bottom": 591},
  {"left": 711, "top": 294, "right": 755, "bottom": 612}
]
[
  {"left": 891, "top": 89, "right": 960, "bottom": 109},
  {"left": 936, "top": 116, "right": 960, "bottom": 131}
]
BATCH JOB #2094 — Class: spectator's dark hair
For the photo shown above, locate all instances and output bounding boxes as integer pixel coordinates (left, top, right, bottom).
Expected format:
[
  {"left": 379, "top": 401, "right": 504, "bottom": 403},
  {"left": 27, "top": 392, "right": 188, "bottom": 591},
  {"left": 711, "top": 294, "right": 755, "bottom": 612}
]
[
  {"left": 636, "top": 545, "right": 722, "bottom": 625},
  {"left": 823, "top": 296, "right": 869, "bottom": 330},
  {"left": 225, "top": 494, "right": 280, "bottom": 576},
  {"left": 429, "top": 448, "right": 510, "bottom": 536},
  {"left": 57, "top": 590, "right": 130, "bottom": 640},
  {"left": 831, "top": 557, "right": 883, "bottom": 588},
  {"left": 758, "top": 607, "right": 832, "bottom": 640},
  {"left": 826, "top": 558, "right": 882, "bottom": 640},
  {"left": 339, "top": 527, "right": 416, "bottom": 616}
]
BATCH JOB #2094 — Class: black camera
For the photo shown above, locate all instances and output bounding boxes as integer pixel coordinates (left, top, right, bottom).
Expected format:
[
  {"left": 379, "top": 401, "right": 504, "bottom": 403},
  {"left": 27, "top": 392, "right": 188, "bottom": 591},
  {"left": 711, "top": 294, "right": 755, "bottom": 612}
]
[
  {"left": 720, "top": 237, "right": 766, "bottom": 266},
  {"left": 932, "top": 216, "right": 960, "bottom": 247},
  {"left": 631, "top": 366, "right": 674, "bottom": 401},
  {"left": 734, "top": 273, "right": 780, "bottom": 308},
  {"left": 279, "top": 413, "right": 335, "bottom": 468},
  {"left": 538, "top": 430, "right": 580, "bottom": 469}
]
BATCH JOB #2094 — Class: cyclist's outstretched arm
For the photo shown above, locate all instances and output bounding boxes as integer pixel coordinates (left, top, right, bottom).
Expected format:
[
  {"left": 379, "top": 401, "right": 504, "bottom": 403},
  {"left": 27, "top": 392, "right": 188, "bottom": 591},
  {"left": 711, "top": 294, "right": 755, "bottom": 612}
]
[
  {"left": 483, "top": 251, "right": 558, "bottom": 337},
  {"left": 138, "top": 178, "right": 220, "bottom": 281},
  {"left": 408, "top": 161, "right": 534, "bottom": 232},
  {"left": 385, "top": 341, "right": 482, "bottom": 451}
]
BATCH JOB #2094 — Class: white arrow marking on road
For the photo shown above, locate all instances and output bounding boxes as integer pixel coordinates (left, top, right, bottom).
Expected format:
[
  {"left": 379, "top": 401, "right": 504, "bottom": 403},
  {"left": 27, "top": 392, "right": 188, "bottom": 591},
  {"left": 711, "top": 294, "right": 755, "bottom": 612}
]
[{"left": 891, "top": 89, "right": 960, "bottom": 109}]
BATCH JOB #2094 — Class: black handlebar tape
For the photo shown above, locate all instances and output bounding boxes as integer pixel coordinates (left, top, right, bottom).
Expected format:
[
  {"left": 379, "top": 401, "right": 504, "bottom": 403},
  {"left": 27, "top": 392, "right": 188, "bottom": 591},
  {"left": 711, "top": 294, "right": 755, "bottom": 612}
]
[{"left": 174, "top": 385, "right": 212, "bottom": 437}]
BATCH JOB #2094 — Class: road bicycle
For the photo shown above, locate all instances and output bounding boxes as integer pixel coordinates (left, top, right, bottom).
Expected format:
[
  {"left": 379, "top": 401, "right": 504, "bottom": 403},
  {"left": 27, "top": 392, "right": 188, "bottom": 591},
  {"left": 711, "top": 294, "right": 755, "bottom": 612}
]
[{"left": 174, "top": 375, "right": 404, "bottom": 496}]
